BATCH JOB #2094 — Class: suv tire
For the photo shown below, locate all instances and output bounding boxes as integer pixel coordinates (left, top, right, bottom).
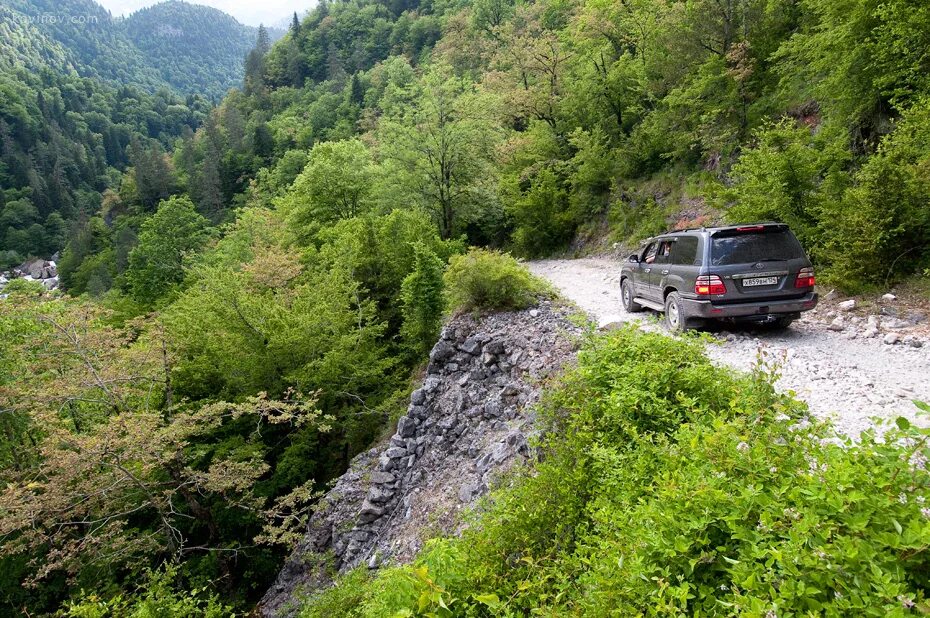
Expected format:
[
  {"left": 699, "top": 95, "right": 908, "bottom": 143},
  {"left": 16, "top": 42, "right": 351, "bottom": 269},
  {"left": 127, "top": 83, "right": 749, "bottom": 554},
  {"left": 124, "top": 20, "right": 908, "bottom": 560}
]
[
  {"left": 769, "top": 316, "right": 795, "bottom": 331},
  {"left": 621, "top": 279, "right": 644, "bottom": 313},
  {"left": 664, "top": 291, "right": 689, "bottom": 332}
]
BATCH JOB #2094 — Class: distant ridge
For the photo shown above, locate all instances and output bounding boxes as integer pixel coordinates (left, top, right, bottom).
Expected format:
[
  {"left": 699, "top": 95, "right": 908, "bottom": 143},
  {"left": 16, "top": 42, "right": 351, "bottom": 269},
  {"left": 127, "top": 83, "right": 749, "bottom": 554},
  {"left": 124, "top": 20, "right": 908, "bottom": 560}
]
[{"left": 1, "top": 0, "right": 283, "bottom": 98}]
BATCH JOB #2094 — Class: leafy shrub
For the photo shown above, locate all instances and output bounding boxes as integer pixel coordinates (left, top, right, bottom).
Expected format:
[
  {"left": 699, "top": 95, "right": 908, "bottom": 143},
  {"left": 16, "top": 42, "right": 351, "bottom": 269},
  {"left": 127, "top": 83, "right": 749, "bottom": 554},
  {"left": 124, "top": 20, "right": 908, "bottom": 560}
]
[
  {"left": 400, "top": 242, "right": 446, "bottom": 356},
  {"left": 302, "top": 327, "right": 930, "bottom": 616},
  {"left": 722, "top": 120, "right": 850, "bottom": 260},
  {"left": 609, "top": 195, "right": 670, "bottom": 245},
  {"left": 64, "top": 565, "right": 233, "bottom": 617},
  {"left": 297, "top": 568, "right": 369, "bottom": 618},
  {"left": 443, "top": 248, "right": 550, "bottom": 313},
  {"left": 507, "top": 168, "right": 577, "bottom": 258},
  {"left": 821, "top": 98, "right": 930, "bottom": 287}
]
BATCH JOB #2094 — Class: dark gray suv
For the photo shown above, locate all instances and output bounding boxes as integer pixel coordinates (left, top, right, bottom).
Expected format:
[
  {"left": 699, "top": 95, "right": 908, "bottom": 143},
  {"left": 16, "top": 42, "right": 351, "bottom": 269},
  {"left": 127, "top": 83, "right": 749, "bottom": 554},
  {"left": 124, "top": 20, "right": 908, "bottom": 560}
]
[{"left": 619, "top": 223, "right": 818, "bottom": 331}]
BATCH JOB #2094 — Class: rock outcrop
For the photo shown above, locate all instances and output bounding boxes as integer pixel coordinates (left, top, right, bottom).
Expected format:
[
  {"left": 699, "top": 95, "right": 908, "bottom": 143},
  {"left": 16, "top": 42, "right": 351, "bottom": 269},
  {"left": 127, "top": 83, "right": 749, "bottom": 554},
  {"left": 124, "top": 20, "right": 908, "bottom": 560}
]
[
  {"left": 260, "top": 301, "right": 580, "bottom": 617},
  {"left": 1, "top": 258, "right": 60, "bottom": 294}
]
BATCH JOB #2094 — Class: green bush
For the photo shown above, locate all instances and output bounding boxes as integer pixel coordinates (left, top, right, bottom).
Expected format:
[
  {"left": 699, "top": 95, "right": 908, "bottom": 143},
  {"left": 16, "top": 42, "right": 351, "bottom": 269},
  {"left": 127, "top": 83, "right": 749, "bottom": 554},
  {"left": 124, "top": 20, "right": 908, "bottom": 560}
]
[
  {"left": 302, "top": 327, "right": 930, "bottom": 616},
  {"left": 400, "top": 242, "right": 446, "bottom": 356},
  {"left": 507, "top": 168, "right": 577, "bottom": 258},
  {"left": 821, "top": 99, "right": 930, "bottom": 287},
  {"left": 64, "top": 565, "right": 233, "bottom": 618},
  {"left": 443, "top": 248, "right": 550, "bottom": 313}
]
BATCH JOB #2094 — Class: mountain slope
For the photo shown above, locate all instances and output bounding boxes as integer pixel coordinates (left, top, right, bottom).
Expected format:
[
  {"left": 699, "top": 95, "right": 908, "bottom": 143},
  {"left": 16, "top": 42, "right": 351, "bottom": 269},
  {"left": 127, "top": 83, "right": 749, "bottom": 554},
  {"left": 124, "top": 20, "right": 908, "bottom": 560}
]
[
  {"left": 3, "top": 0, "right": 165, "bottom": 89},
  {"left": 0, "top": 0, "right": 274, "bottom": 98},
  {"left": 0, "top": 3, "right": 73, "bottom": 73},
  {"left": 122, "top": 1, "right": 266, "bottom": 99}
]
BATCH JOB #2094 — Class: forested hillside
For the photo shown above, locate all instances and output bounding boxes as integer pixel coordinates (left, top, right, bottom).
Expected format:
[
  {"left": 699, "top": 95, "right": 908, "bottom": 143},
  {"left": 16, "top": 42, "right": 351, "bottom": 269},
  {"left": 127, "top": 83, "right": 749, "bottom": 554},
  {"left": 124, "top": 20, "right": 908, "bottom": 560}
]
[
  {"left": 0, "top": 0, "right": 275, "bottom": 272},
  {"left": 0, "top": 0, "right": 274, "bottom": 98},
  {"left": 0, "top": 64, "right": 212, "bottom": 270},
  {"left": 122, "top": 1, "right": 272, "bottom": 99},
  {"left": 2, "top": 0, "right": 930, "bottom": 614}
]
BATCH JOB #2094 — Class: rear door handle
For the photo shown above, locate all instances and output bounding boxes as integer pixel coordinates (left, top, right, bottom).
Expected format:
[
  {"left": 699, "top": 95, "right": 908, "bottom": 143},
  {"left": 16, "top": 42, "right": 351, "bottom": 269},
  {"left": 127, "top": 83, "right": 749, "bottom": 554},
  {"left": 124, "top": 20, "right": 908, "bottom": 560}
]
[{"left": 661, "top": 269, "right": 669, "bottom": 275}]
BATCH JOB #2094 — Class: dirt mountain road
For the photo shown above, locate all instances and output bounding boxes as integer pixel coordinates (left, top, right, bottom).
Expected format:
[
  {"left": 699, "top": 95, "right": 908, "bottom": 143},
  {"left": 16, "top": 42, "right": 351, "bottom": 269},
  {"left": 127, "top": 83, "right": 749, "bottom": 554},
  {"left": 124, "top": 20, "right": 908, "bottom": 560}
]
[{"left": 529, "top": 258, "right": 930, "bottom": 437}]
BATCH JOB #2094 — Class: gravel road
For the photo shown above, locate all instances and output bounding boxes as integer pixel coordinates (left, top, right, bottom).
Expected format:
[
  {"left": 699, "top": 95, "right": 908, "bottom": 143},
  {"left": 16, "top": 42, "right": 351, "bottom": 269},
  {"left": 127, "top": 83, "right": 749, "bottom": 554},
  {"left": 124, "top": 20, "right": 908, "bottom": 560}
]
[{"left": 529, "top": 257, "right": 930, "bottom": 437}]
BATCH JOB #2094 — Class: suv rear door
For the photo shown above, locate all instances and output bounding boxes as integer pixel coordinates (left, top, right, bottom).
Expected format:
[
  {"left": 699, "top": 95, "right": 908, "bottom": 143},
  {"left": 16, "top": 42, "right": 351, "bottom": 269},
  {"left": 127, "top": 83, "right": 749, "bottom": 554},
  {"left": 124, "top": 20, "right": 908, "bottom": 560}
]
[
  {"left": 707, "top": 225, "right": 811, "bottom": 303},
  {"left": 663, "top": 235, "right": 701, "bottom": 295}
]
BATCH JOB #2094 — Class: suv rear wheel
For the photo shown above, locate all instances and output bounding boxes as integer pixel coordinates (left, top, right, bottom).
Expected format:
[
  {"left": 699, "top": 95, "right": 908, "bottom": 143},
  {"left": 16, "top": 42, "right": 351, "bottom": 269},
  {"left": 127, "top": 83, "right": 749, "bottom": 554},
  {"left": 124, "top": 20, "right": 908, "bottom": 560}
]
[
  {"left": 621, "top": 279, "right": 644, "bottom": 313},
  {"left": 664, "top": 291, "right": 689, "bottom": 332},
  {"left": 768, "top": 316, "right": 795, "bottom": 330}
]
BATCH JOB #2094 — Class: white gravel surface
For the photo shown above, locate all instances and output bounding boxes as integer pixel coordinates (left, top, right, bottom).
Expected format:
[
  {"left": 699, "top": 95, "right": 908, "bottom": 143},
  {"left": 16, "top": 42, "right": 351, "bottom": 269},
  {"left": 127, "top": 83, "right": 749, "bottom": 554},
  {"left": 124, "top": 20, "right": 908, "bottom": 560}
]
[{"left": 529, "top": 257, "right": 930, "bottom": 437}]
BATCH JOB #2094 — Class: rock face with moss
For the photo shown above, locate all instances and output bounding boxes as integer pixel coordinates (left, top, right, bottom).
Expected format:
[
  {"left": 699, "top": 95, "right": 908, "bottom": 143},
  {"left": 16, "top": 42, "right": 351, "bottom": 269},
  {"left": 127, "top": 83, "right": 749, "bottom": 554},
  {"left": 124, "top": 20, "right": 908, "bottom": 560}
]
[{"left": 260, "top": 301, "right": 580, "bottom": 617}]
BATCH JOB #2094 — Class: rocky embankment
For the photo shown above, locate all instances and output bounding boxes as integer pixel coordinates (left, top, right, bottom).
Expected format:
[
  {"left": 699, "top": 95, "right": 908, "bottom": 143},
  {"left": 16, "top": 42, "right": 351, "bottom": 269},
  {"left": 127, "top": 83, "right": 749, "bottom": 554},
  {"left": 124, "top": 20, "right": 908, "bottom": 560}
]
[
  {"left": 0, "top": 257, "right": 60, "bottom": 295},
  {"left": 260, "top": 301, "right": 580, "bottom": 617}
]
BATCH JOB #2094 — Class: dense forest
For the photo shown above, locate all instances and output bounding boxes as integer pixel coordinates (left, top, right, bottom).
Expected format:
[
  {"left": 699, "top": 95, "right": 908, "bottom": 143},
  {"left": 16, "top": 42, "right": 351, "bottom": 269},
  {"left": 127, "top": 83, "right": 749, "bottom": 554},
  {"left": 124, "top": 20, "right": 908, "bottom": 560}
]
[
  {"left": 0, "top": 0, "right": 279, "bottom": 271},
  {"left": 1, "top": 0, "right": 930, "bottom": 614},
  {"left": 1, "top": 0, "right": 273, "bottom": 98}
]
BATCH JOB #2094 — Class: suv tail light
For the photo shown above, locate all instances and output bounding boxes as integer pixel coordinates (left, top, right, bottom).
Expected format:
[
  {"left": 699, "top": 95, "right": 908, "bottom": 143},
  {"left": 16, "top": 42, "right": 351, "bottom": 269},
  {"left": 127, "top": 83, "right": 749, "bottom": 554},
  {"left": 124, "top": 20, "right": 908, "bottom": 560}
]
[
  {"left": 695, "top": 275, "right": 726, "bottom": 295},
  {"left": 795, "top": 267, "right": 815, "bottom": 288}
]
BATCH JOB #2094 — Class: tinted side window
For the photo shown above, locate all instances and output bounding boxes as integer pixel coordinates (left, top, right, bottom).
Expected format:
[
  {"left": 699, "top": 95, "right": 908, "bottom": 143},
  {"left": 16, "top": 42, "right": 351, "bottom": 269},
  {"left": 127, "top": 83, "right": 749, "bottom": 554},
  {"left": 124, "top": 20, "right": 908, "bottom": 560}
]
[{"left": 668, "top": 236, "right": 699, "bottom": 265}]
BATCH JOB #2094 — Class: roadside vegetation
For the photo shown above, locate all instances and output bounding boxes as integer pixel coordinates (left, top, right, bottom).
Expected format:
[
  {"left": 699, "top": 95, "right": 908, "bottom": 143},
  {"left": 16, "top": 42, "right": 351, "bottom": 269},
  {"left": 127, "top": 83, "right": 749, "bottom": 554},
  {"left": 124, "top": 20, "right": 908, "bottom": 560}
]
[
  {"left": 3, "top": 0, "right": 930, "bottom": 612},
  {"left": 300, "top": 327, "right": 930, "bottom": 616}
]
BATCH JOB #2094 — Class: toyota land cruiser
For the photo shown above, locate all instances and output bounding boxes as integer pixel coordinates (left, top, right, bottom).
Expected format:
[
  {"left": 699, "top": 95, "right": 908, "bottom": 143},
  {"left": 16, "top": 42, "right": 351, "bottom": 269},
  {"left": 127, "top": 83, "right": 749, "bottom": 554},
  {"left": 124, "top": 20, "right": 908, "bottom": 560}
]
[{"left": 619, "top": 223, "right": 818, "bottom": 331}]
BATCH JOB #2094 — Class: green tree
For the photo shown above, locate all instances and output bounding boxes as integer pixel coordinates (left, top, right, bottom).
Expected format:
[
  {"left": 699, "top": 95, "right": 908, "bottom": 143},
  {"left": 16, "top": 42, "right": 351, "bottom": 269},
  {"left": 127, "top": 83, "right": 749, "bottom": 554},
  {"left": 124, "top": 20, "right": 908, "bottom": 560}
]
[
  {"left": 507, "top": 168, "right": 575, "bottom": 257},
  {"left": 125, "top": 196, "right": 210, "bottom": 305},
  {"left": 400, "top": 242, "right": 445, "bottom": 356},
  {"left": 723, "top": 120, "right": 850, "bottom": 256},
  {"left": 378, "top": 69, "right": 500, "bottom": 239},
  {"left": 280, "top": 139, "right": 375, "bottom": 233}
]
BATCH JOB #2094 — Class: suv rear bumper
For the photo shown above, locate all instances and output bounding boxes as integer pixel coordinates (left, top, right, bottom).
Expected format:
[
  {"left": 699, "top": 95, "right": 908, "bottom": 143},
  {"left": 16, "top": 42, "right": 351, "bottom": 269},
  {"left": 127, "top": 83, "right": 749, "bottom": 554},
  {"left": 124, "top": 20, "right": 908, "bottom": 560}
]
[{"left": 679, "top": 292, "right": 818, "bottom": 321}]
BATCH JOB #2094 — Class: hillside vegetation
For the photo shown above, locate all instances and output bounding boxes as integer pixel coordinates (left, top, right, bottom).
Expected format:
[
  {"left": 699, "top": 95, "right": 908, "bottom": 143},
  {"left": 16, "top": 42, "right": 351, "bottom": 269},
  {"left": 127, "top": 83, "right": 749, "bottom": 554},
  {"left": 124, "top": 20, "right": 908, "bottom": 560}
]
[
  {"left": 301, "top": 328, "right": 930, "bottom": 616},
  {"left": 57, "top": 0, "right": 930, "bottom": 296},
  {"left": 1, "top": 0, "right": 930, "bottom": 614},
  {"left": 1, "top": 0, "right": 270, "bottom": 99},
  {"left": 0, "top": 0, "right": 276, "bottom": 272}
]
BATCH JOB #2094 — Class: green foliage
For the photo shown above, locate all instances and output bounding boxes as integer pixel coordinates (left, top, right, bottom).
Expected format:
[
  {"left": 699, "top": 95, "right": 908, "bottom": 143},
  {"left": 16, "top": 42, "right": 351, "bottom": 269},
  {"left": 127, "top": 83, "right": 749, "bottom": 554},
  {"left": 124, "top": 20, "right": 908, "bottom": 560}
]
[
  {"left": 722, "top": 120, "right": 851, "bottom": 259},
  {"left": 164, "top": 248, "right": 391, "bottom": 403},
  {"left": 126, "top": 196, "right": 211, "bottom": 306},
  {"left": 777, "top": 0, "right": 930, "bottom": 139},
  {"left": 280, "top": 139, "right": 376, "bottom": 233},
  {"left": 304, "top": 328, "right": 930, "bottom": 616},
  {"left": 725, "top": 102, "right": 930, "bottom": 287},
  {"left": 64, "top": 565, "right": 234, "bottom": 618},
  {"left": 821, "top": 98, "right": 930, "bottom": 286},
  {"left": 443, "top": 248, "right": 549, "bottom": 313},
  {"left": 377, "top": 67, "right": 502, "bottom": 240},
  {"left": 400, "top": 242, "right": 446, "bottom": 356},
  {"left": 507, "top": 168, "right": 575, "bottom": 257},
  {"left": 297, "top": 568, "right": 371, "bottom": 618}
]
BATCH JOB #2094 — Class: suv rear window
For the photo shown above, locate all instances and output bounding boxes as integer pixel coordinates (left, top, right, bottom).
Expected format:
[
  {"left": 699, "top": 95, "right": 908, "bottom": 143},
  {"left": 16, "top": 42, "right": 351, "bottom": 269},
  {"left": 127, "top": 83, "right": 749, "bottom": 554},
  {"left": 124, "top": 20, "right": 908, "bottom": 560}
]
[{"left": 710, "top": 229, "right": 805, "bottom": 266}]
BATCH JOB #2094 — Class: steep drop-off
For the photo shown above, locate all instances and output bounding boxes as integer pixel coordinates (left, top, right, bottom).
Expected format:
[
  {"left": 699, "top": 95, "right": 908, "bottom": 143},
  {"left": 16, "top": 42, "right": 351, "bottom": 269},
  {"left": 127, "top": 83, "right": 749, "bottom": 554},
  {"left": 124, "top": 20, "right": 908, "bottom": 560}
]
[{"left": 261, "top": 301, "right": 580, "bottom": 616}]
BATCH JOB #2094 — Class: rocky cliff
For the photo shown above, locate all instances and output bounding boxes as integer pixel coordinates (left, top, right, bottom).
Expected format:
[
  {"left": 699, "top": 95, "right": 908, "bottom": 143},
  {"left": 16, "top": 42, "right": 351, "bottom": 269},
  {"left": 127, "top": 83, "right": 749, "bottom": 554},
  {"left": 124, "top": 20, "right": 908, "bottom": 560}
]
[{"left": 260, "top": 301, "right": 580, "bottom": 617}]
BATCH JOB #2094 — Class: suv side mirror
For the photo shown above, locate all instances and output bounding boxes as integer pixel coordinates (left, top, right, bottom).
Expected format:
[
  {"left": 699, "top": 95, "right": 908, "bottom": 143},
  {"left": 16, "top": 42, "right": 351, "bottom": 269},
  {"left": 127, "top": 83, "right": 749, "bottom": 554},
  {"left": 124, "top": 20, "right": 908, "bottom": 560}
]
[{"left": 628, "top": 254, "right": 640, "bottom": 263}]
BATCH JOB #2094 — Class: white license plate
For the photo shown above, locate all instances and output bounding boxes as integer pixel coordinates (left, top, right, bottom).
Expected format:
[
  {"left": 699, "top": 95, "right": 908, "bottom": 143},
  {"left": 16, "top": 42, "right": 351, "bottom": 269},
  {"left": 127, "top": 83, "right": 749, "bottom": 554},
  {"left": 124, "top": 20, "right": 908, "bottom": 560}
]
[{"left": 743, "top": 276, "right": 778, "bottom": 287}]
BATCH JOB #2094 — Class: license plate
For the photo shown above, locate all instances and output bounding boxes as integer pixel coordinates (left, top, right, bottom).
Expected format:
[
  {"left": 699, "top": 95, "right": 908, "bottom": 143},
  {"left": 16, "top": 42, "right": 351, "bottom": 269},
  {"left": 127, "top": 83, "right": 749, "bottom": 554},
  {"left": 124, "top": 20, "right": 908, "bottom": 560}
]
[{"left": 743, "top": 276, "right": 778, "bottom": 287}]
